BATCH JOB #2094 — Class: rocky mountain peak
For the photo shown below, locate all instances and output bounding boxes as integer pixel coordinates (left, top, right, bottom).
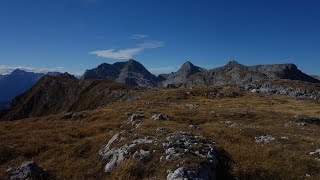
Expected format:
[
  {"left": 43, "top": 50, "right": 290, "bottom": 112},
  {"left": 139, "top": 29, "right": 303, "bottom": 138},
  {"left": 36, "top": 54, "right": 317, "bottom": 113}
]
[
  {"left": 82, "top": 59, "right": 158, "bottom": 87},
  {"left": 225, "top": 60, "right": 243, "bottom": 67},
  {"left": 158, "top": 61, "right": 205, "bottom": 86},
  {"left": 11, "top": 69, "right": 27, "bottom": 75},
  {"left": 182, "top": 60, "right": 192, "bottom": 66},
  {"left": 58, "top": 72, "right": 77, "bottom": 79},
  {"left": 285, "top": 63, "right": 298, "bottom": 70},
  {"left": 123, "top": 59, "right": 146, "bottom": 71},
  {"left": 179, "top": 61, "right": 194, "bottom": 69},
  {"left": 128, "top": 59, "right": 137, "bottom": 63},
  {"left": 177, "top": 61, "right": 203, "bottom": 75}
]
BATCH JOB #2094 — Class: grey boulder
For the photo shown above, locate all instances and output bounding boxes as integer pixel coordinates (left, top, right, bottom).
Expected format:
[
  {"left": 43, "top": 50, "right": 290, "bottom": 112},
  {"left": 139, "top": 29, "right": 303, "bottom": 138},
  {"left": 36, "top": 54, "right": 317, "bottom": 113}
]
[
  {"left": 151, "top": 114, "right": 169, "bottom": 121},
  {"left": 10, "top": 161, "right": 47, "bottom": 180},
  {"left": 129, "top": 114, "right": 145, "bottom": 121}
]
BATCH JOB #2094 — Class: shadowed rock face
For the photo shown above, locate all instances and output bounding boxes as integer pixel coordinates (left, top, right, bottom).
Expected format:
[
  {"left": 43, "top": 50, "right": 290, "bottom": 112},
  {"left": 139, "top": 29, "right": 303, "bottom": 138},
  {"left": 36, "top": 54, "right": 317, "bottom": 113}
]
[
  {"left": 81, "top": 59, "right": 158, "bottom": 87},
  {"left": 158, "top": 61, "right": 205, "bottom": 86},
  {"left": 186, "top": 60, "right": 320, "bottom": 86},
  {"left": 10, "top": 161, "right": 48, "bottom": 180}
]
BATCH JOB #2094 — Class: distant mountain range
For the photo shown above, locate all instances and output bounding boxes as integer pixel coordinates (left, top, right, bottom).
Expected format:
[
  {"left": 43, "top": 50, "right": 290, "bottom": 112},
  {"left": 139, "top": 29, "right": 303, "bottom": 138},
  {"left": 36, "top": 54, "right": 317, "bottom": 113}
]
[
  {"left": 0, "top": 59, "right": 319, "bottom": 111},
  {"left": 81, "top": 59, "right": 207, "bottom": 87},
  {"left": 1, "top": 59, "right": 319, "bottom": 120},
  {"left": 0, "top": 69, "right": 74, "bottom": 109},
  {"left": 82, "top": 59, "right": 319, "bottom": 87}
]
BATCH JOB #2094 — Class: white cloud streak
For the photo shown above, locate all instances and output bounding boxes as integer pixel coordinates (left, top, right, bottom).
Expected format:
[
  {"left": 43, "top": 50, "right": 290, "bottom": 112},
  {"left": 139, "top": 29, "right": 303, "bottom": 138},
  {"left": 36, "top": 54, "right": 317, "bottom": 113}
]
[
  {"left": 129, "top": 34, "right": 149, "bottom": 40},
  {"left": 137, "top": 40, "right": 164, "bottom": 48},
  {"left": 89, "top": 48, "right": 142, "bottom": 60},
  {"left": 89, "top": 40, "right": 164, "bottom": 60}
]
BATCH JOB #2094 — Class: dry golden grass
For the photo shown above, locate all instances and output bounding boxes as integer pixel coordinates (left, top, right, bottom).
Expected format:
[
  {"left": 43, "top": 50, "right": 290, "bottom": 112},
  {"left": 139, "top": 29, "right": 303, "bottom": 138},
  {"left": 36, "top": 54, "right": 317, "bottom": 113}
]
[{"left": 1, "top": 86, "right": 320, "bottom": 179}]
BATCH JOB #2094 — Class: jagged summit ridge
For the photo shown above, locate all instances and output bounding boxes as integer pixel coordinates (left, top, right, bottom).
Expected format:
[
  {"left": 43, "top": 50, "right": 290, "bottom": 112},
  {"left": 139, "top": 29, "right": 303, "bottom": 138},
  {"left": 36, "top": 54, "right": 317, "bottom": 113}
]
[
  {"left": 225, "top": 60, "right": 242, "bottom": 66},
  {"left": 81, "top": 59, "right": 158, "bottom": 87},
  {"left": 178, "top": 61, "right": 205, "bottom": 75},
  {"left": 187, "top": 60, "right": 319, "bottom": 86},
  {"left": 82, "top": 59, "right": 319, "bottom": 88},
  {"left": 158, "top": 61, "right": 205, "bottom": 86}
]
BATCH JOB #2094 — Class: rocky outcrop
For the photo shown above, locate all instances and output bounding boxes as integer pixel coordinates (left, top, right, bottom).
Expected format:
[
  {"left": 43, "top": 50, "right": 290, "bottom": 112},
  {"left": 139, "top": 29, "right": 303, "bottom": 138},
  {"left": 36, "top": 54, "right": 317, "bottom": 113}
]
[
  {"left": 248, "top": 63, "right": 319, "bottom": 83},
  {"left": 186, "top": 60, "right": 320, "bottom": 87},
  {"left": 81, "top": 59, "right": 158, "bottom": 87},
  {"left": 245, "top": 81, "right": 320, "bottom": 100},
  {"left": 255, "top": 135, "right": 275, "bottom": 143},
  {"left": 128, "top": 114, "right": 145, "bottom": 121},
  {"left": 99, "top": 130, "right": 218, "bottom": 179},
  {"left": 99, "top": 133, "right": 156, "bottom": 173},
  {"left": 58, "top": 72, "right": 77, "bottom": 79},
  {"left": 158, "top": 61, "right": 205, "bottom": 87},
  {"left": 310, "top": 149, "right": 320, "bottom": 161},
  {"left": 10, "top": 161, "right": 48, "bottom": 180},
  {"left": 151, "top": 114, "right": 169, "bottom": 121}
]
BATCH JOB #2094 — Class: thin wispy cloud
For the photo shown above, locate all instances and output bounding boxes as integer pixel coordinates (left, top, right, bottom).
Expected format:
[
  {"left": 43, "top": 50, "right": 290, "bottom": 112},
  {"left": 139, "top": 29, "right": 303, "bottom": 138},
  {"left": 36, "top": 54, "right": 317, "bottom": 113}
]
[
  {"left": 90, "top": 40, "right": 164, "bottom": 60},
  {"left": 129, "top": 34, "right": 149, "bottom": 40},
  {"left": 138, "top": 40, "right": 164, "bottom": 48},
  {"left": 89, "top": 48, "right": 142, "bottom": 60}
]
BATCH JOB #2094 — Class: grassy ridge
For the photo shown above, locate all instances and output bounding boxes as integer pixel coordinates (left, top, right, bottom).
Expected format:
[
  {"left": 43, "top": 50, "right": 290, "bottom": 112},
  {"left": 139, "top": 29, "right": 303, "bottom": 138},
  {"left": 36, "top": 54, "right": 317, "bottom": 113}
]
[{"left": 0, "top": 87, "right": 320, "bottom": 179}]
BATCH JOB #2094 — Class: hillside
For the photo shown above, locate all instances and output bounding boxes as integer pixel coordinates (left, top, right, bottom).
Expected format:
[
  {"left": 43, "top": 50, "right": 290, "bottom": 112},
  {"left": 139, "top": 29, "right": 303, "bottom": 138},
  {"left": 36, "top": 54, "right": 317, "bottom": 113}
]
[
  {"left": 0, "top": 69, "right": 63, "bottom": 109},
  {"left": 1, "top": 75, "right": 149, "bottom": 121},
  {"left": 0, "top": 69, "right": 44, "bottom": 104},
  {"left": 1, "top": 86, "right": 320, "bottom": 179}
]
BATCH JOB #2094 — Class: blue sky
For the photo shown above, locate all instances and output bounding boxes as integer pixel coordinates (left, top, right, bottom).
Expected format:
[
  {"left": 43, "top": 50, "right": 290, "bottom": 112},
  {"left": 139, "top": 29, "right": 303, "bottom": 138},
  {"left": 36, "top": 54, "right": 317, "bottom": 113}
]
[{"left": 0, "top": 0, "right": 319, "bottom": 75}]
